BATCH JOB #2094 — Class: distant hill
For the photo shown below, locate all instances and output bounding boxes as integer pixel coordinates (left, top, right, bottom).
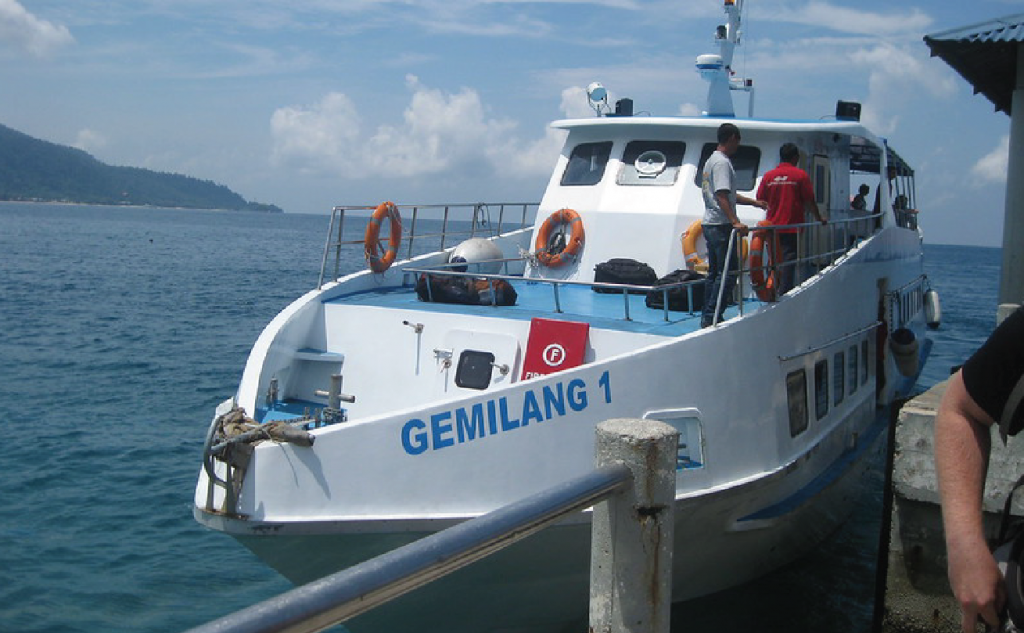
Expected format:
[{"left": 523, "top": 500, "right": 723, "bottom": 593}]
[{"left": 0, "top": 123, "right": 282, "bottom": 212}]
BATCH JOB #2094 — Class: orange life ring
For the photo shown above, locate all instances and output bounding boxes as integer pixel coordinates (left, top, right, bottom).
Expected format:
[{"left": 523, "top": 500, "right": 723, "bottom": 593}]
[
  {"left": 682, "top": 220, "right": 704, "bottom": 269},
  {"left": 749, "top": 221, "right": 778, "bottom": 302},
  {"left": 535, "top": 208, "right": 585, "bottom": 267},
  {"left": 364, "top": 201, "right": 402, "bottom": 273},
  {"left": 681, "top": 219, "right": 749, "bottom": 270}
]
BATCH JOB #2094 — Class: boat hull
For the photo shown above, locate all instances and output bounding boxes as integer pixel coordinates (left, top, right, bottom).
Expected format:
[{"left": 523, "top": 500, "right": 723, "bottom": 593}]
[{"left": 208, "top": 400, "right": 887, "bottom": 633}]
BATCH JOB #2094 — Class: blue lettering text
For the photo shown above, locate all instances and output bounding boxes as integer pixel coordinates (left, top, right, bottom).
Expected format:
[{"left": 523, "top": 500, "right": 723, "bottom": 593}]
[
  {"left": 431, "top": 411, "right": 454, "bottom": 449},
  {"left": 402, "top": 419, "right": 428, "bottom": 455}
]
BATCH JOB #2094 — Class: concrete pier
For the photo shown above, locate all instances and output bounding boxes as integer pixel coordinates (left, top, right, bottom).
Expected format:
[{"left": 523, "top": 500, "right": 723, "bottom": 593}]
[{"left": 882, "top": 381, "right": 1024, "bottom": 631}]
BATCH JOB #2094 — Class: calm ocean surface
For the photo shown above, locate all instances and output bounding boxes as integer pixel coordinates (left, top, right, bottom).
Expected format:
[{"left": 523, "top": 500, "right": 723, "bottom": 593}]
[{"left": 0, "top": 202, "right": 1001, "bottom": 633}]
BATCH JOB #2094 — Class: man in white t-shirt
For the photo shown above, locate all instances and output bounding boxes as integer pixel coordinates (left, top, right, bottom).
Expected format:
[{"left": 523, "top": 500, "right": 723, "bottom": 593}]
[{"left": 700, "top": 122, "right": 766, "bottom": 327}]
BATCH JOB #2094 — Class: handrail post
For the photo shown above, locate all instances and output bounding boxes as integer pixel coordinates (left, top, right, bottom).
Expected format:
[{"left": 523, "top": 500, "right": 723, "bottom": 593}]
[{"left": 590, "top": 419, "right": 677, "bottom": 633}]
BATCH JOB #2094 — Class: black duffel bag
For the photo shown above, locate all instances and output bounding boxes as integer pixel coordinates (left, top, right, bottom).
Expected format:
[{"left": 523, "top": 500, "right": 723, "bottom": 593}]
[
  {"left": 415, "top": 274, "right": 517, "bottom": 306},
  {"left": 593, "top": 258, "right": 657, "bottom": 294},
  {"left": 645, "top": 269, "right": 706, "bottom": 311}
]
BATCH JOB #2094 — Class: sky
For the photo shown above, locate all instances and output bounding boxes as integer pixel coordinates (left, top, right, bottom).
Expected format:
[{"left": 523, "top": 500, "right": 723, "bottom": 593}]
[{"left": 0, "top": 0, "right": 1018, "bottom": 247}]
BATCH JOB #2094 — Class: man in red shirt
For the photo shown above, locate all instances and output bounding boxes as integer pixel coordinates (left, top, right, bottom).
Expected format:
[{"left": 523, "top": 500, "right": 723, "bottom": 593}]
[{"left": 756, "top": 143, "right": 826, "bottom": 295}]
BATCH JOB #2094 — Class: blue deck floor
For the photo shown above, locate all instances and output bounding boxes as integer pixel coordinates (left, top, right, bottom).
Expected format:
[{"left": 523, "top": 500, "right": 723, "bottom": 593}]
[{"left": 325, "top": 279, "right": 760, "bottom": 337}]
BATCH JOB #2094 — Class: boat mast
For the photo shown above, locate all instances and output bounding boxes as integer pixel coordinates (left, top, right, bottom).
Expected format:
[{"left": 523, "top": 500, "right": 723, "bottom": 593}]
[{"left": 696, "top": 0, "right": 754, "bottom": 117}]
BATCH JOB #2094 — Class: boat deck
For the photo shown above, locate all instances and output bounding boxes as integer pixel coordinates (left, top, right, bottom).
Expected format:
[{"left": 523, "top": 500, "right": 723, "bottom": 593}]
[{"left": 325, "top": 278, "right": 763, "bottom": 337}]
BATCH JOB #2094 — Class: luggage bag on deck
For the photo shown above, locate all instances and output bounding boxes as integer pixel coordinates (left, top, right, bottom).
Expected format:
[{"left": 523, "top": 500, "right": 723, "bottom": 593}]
[{"left": 593, "top": 258, "right": 657, "bottom": 293}]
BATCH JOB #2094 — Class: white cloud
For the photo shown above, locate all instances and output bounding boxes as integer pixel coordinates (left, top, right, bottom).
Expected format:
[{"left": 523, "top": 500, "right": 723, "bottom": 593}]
[
  {"left": 678, "top": 102, "right": 702, "bottom": 117},
  {"left": 270, "top": 92, "right": 361, "bottom": 173},
  {"left": 849, "top": 43, "right": 957, "bottom": 135},
  {"left": 0, "top": 0, "right": 73, "bottom": 57},
  {"left": 73, "top": 129, "right": 107, "bottom": 154},
  {"left": 971, "top": 135, "right": 1010, "bottom": 186},
  {"left": 270, "top": 76, "right": 564, "bottom": 181},
  {"left": 762, "top": 1, "right": 932, "bottom": 36}
]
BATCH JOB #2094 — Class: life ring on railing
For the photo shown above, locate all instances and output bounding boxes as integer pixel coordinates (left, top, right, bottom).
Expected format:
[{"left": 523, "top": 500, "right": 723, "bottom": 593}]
[
  {"left": 534, "top": 208, "right": 585, "bottom": 267},
  {"left": 682, "top": 220, "right": 704, "bottom": 269},
  {"left": 681, "top": 219, "right": 748, "bottom": 270},
  {"left": 364, "top": 201, "right": 402, "bottom": 273},
  {"left": 749, "top": 221, "right": 779, "bottom": 302}
]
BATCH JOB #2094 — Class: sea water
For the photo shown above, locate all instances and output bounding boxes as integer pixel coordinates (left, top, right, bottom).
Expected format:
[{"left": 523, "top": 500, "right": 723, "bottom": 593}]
[{"left": 0, "top": 203, "right": 1001, "bottom": 633}]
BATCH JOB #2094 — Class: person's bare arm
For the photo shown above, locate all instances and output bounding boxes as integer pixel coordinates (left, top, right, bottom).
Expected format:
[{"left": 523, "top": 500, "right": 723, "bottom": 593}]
[
  {"left": 935, "top": 370, "right": 1004, "bottom": 632},
  {"left": 715, "top": 191, "right": 748, "bottom": 234}
]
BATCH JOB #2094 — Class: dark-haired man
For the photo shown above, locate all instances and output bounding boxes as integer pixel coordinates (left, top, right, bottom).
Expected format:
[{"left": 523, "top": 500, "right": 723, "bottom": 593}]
[
  {"left": 756, "top": 142, "right": 826, "bottom": 296},
  {"left": 700, "top": 123, "right": 767, "bottom": 327}
]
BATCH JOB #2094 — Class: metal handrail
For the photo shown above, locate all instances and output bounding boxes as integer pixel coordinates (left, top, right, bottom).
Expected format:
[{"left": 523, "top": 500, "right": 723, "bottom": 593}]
[
  {"left": 319, "top": 202, "right": 539, "bottom": 288},
  {"left": 401, "top": 212, "right": 886, "bottom": 325},
  {"left": 185, "top": 463, "right": 632, "bottom": 633}
]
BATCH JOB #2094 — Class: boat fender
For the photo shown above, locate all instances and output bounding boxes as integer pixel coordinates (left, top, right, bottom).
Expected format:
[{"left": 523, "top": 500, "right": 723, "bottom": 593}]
[
  {"left": 924, "top": 289, "right": 941, "bottom": 329},
  {"left": 364, "top": 201, "right": 403, "bottom": 273},
  {"left": 889, "top": 327, "right": 919, "bottom": 378},
  {"left": 535, "top": 208, "right": 585, "bottom": 267},
  {"left": 450, "top": 238, "right": 504, "bottom": 274},
  {"left": 749, "top": 221, "right": 778, "bottom": 302}
]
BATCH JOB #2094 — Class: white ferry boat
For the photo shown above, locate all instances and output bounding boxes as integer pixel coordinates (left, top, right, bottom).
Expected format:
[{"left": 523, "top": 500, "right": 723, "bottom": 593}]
[{"left": 194, "top": 1, "right": 937, "bottom": 630}]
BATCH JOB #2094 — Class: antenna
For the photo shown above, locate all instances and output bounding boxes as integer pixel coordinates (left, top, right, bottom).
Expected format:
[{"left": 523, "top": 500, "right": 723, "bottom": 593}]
[{"left": 696, "top": 0, "right": 754, "bottom": 117}]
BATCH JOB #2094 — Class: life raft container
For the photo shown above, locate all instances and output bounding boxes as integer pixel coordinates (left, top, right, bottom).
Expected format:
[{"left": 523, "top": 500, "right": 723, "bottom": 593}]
[
  {"left": 749, "top": 221, "right": 778, "bottom": 302},
  {"left": 364, "top": 201, "right": 402, "bottom": 273},
  {"left": 681, "top": 219, "right": 748, "bottom": 271},
  {"left": 535, "top": 208, "right": 584, "bottom": 267}
]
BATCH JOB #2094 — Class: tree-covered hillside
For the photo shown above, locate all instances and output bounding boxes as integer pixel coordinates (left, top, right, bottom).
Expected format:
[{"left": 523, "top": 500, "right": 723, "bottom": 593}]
[{"left": 0, "top": 123, "right": 281, "bottom": 212}]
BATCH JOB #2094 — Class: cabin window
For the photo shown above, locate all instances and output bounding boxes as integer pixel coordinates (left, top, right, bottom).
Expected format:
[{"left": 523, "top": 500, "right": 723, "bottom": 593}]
[
  {"left": 861, "top": 340, "right": 870, "bottom": 385},
  {"left": 848, "top": 345, "right": 859, "bottom": 396},
  {"left": 561, "top": 141, "right": 613, "bottom": 186},
  {"left": 618, "top": 141, "right": 686, "bottom": 186},
  {"left": 814, "top": 360, "right": 829, "bottom": 420},
  {"left": 834, "top": 351, "right": 845, "bottom": 406},
  {"left": 787, "top": 369, "right": 808, "bottom": 437},
  {"left": 695, "top": 143, "right": 761, "bottom": 191}
]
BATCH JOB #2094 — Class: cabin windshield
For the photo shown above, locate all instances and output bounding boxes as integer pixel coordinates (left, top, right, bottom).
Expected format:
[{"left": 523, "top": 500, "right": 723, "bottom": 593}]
[
  {"left": 561, "top": 142, "right": 613, "bottom": 186},
  {"left": 694, "top": 143, "right": 761, "bottom": 190}
]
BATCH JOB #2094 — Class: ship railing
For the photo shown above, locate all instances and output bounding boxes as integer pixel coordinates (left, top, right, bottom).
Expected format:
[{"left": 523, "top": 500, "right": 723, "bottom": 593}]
[
  {"left": 402, "top": 212, "right": 883, "bottom": 325},
  {"left": 319, "top": 202, "right": 539, "bottom": 288},
  {"left": 705, "top": 212, "right": 883, "bottom": 325},
  {"left": 403, "top": 262, "right": 703, "bottom": 322},
  {"left": 183, "top": 419, "right": 678, "bottom": 633}
]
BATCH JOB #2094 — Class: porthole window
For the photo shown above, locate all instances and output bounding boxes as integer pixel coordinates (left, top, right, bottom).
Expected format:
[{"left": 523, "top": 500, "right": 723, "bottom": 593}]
[
  {"left": 787, "top": 369, "right": 808, "bottom": 437},
  {"left": 861, "top": 340, "right": 870, "bottom": 385},
  {"left": 814, "top": 360, "right": 829, "bottom": 420},
  {"left": 618, "top": 141, "right": 686, "bottom": 186},
  {"left": 834, "top": 351, "right": 845, "bottom": 406},
  {"left": 848, "top": 345, "right": 858, "bottom": 395}
]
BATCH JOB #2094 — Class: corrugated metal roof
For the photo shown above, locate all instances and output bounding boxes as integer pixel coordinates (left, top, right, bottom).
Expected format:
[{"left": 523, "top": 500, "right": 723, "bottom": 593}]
[{"left": 924, "top": 13, "right": 1024, "bottom": 115}]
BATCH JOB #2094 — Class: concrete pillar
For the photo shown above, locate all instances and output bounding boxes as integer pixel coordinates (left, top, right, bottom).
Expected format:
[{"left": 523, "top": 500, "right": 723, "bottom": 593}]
[
  {"left": 999, "top": 43, "right": 1024, "bottom": 321},
  {"left": 590, "top": 419, "right": 678, "bottom": 633}
]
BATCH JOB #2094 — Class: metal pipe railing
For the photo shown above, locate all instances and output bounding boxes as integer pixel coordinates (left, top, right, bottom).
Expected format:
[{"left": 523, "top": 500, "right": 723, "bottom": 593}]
[
  {"left": 186, "top": 419, "right": 678, "bottom": 633},
  {"left": 187, "top": 468, "right": 632, "bottom": 633},
  {"left": 318, "top": 202, "right": 539, "bottom": 288}
]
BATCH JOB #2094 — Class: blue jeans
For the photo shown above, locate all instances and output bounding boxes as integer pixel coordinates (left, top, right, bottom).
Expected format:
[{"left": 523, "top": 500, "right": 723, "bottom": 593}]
[{"left": 702, "top": 223, "right": 740, "bottom": 325}]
